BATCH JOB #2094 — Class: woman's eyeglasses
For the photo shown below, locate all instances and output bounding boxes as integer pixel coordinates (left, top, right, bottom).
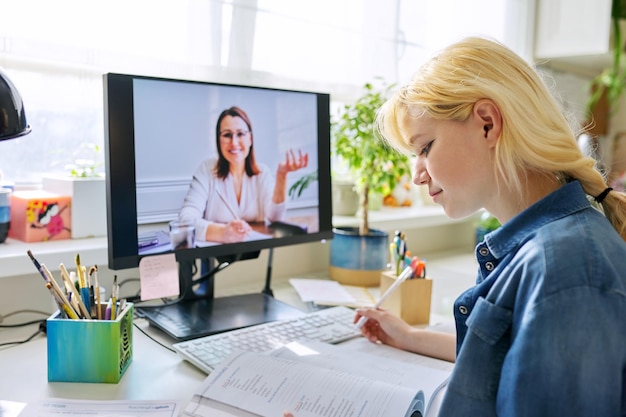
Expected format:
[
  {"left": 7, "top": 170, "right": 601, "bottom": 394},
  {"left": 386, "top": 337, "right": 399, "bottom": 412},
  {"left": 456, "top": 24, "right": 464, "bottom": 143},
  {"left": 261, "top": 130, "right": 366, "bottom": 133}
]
[{"left": 219, "top": 130, "right": 250, "bottom": 143}]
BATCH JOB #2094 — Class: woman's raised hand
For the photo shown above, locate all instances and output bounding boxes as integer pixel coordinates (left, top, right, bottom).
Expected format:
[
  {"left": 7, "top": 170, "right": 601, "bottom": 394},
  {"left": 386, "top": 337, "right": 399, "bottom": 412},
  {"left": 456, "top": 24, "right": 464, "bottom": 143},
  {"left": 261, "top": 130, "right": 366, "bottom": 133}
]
[{"left": 277, "top": 149, "right": 309, "bottom": 175}]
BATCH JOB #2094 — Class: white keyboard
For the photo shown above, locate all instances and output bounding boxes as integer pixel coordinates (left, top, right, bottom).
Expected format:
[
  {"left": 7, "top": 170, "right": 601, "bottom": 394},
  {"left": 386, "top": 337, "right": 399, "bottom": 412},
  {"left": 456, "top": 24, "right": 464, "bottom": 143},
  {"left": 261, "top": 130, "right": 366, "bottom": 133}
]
[{"left": 173, "top": 306, "right": 361, "bottom": 373}]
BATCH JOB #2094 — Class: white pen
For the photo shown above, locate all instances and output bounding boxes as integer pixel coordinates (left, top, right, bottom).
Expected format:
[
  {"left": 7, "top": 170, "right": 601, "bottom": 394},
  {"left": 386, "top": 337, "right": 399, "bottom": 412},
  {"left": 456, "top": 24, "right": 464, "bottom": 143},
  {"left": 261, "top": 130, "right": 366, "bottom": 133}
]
[
  {"left": 355, "top": 265, "right": 414, "bottom": 329},
  {"left": 215, "top": 188, "right": 239, "bottom": 220}
]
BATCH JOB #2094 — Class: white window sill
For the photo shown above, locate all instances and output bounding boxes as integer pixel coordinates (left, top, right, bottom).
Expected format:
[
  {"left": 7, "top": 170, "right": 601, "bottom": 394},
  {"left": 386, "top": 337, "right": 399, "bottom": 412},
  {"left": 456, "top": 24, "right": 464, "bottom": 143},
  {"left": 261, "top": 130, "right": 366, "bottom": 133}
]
[
  {"left": 1, "top": 236, "right": 109, "bottom": 279},
  {"left": 1, "top": 205, "right": 471, "bottom": 279},
  {"left": 333, "top": 205, "right": 471, "bottom": 231}
]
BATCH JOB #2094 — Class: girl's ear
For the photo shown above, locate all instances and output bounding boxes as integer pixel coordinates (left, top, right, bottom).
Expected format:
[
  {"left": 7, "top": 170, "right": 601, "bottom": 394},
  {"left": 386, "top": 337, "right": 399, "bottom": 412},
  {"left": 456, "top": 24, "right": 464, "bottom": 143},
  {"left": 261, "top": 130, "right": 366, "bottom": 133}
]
[{"left": 474, "top": 99, "right": 502, "bottom": 146}]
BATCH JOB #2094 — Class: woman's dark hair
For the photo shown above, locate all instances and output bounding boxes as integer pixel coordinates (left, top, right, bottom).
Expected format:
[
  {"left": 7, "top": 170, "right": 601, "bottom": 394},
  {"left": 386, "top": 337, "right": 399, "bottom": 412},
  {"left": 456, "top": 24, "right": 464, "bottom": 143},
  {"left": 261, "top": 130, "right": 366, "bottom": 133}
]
[{"left": 215, "top": 106, "right": 260, "bottom": 179}]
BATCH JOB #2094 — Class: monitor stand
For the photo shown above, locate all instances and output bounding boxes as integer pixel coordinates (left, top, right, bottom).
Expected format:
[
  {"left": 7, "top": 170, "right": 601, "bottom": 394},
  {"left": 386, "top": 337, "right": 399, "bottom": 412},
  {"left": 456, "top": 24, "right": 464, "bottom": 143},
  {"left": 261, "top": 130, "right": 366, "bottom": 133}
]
[{"left": 137, "top": 249, "right": 306, "bottom": 341}]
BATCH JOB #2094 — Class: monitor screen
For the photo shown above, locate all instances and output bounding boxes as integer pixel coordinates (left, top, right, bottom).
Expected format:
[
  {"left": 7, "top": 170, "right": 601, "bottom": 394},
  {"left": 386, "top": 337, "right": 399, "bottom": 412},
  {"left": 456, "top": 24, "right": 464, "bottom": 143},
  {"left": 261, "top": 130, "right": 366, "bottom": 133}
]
[{"left": 103, "top": 73, "right": 333, "bottom": 272}]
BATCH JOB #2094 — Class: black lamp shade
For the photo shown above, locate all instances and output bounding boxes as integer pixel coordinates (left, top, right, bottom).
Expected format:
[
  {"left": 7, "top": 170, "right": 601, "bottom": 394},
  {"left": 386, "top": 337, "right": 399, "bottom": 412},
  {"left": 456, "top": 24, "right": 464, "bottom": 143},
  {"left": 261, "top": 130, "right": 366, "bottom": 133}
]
[{"left": 0, "top": 68, "right": 31, "bottom": 141}]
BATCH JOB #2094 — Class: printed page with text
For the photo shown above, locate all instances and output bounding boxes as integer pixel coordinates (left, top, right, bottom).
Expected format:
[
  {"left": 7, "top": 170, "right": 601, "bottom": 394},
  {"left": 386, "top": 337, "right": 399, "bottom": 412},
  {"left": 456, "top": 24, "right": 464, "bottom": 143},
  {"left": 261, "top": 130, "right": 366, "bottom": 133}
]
[{"left": 182, "top": 340, "right": 452, "bottom": 417}]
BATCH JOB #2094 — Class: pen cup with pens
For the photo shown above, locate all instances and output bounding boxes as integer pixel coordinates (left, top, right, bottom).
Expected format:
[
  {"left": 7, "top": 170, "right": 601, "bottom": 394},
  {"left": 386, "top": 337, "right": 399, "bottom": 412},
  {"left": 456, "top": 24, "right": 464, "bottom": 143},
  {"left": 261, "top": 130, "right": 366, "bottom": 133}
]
[
  {"left": 25, "top": 250, "right": 134, "bottom": 383},
  {"left": 46, "top": 302, "right": 134, "bottom": 383},
  {"left": 381, "top": 231, "right": 432, "bottom": 325},
  {"left": 379, "top": 271, "right": 432, "bottom": 325}
]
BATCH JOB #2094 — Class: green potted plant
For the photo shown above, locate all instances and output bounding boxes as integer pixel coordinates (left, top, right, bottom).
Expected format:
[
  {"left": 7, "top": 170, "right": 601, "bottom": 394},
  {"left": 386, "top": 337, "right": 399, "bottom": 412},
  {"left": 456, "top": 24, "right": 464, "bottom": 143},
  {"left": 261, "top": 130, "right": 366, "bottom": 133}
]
[
  {"left": 329, "top": 80, "right": 412, "bottom": 286},
  {"left": 585, "top": 0, "right": 626, "bottom": 182},
  {"left": 587, "top": 0, "right": 626, "bottom": 120},
  {"left": 288, "top": 170, "right": 318, "bottom": 199}
]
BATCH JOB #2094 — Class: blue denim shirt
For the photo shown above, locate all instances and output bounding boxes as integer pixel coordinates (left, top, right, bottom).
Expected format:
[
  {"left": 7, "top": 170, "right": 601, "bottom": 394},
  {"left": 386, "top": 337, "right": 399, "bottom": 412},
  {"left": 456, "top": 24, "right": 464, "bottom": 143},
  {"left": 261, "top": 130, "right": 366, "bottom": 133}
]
[{"left": 438, "top": 181, "right": 626, "bottom": 417}]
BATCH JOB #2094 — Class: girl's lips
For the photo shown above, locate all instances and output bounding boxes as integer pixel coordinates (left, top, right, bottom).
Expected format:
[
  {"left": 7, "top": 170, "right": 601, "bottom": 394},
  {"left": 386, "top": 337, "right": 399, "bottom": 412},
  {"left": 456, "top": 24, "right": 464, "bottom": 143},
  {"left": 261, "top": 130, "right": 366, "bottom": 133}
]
[{"left": 430, "top": 189, "right": 442, "bottom": 202}]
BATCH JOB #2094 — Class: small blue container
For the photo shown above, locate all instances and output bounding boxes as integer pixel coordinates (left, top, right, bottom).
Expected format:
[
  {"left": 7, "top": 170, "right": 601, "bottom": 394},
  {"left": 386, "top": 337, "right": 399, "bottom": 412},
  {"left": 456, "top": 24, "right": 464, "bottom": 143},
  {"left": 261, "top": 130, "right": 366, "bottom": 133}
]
[{"left": 0, "top": 188, "right": 11, "bottom": 243}]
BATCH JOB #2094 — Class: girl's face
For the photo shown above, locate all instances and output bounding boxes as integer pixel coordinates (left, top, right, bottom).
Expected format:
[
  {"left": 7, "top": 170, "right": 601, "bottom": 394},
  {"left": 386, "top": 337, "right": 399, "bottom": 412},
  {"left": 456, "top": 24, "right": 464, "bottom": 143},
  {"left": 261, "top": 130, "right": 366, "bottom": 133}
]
[
  {"left": 219, "top": 115, "right": 252, "bottom": 168},
  {"left": 400, "top": 105, "right": 498, "bottom": 219}
]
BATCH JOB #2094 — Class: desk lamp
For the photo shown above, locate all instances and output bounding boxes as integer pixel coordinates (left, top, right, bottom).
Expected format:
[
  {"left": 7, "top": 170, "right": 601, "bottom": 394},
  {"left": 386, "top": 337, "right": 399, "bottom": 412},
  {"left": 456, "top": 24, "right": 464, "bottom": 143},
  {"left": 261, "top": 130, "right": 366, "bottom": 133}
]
[
  {"left": 0, "top": 68, "right": 30, "bottom": 141},
  {"left": 0, "top": 67, "right": 31, "bottom": 243}
]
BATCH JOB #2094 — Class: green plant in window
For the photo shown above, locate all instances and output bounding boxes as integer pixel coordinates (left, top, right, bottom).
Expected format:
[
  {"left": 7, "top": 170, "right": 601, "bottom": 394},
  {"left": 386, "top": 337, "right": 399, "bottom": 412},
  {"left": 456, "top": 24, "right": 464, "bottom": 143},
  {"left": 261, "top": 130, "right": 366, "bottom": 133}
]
[
  {"left": 586, "top": 0, "right": 626, "bottom": 118},
  {"left": 332, "top": 80, "right": 411, "bottom": 235},
  {"left": 65, "top": 143, "right": 104, "bottom": 178}
]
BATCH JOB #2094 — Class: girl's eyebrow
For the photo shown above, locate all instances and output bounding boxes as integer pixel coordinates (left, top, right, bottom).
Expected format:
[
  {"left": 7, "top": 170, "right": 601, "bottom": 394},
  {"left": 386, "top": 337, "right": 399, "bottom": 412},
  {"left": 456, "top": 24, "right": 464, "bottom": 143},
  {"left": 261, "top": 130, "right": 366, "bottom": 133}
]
[{"left": 408, "top": 133, "right": 426, "bottom": 147}]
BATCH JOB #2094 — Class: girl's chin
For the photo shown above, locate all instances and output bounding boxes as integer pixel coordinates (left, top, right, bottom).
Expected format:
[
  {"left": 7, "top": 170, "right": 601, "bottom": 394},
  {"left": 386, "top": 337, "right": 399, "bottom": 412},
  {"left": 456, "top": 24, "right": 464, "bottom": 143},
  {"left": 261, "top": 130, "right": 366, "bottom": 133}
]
[{"left": 441, "top": 205, "right": 477, "bottom": 221}]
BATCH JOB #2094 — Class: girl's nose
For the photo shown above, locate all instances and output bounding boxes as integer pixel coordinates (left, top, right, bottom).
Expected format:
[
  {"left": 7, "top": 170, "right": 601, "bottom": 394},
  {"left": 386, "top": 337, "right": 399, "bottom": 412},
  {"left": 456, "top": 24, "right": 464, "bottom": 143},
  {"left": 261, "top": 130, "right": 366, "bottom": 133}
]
[{"left": 412, "top": 159, "right": 430, "bottom": 185}]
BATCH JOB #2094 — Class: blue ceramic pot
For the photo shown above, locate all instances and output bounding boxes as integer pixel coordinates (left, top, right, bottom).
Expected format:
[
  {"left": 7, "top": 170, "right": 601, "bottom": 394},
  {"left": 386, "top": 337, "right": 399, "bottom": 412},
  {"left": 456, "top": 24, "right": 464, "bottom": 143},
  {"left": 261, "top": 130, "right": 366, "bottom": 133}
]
[{"left": 329, "top": 226, "right": 389, "bottom": 286}]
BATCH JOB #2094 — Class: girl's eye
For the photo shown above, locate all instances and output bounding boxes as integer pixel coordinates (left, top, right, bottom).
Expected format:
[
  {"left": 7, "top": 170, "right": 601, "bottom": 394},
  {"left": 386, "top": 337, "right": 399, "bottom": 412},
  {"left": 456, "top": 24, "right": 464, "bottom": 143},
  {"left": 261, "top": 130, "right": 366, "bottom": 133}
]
[{"left": 419, "top": 140, "right": 434, "bottom": 156}]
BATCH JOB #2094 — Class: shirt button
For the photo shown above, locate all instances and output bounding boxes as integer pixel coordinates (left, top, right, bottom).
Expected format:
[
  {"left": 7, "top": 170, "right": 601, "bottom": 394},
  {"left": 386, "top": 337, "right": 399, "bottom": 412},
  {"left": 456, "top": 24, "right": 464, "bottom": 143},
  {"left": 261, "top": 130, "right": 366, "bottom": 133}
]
[
  {"left": 479, "top": 247, "right": 489, "bottom": 256},
  {"left": 485, "top": 261, "right": 495, "bottom": 271},
  {"left": 458, "top": 306, "right": 468, "bottom": 315}
]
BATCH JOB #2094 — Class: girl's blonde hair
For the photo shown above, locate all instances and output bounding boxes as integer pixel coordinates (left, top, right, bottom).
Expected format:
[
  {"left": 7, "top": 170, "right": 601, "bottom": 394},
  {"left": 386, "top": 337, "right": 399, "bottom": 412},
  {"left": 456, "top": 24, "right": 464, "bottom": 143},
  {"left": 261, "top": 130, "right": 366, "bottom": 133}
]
[{"left": 376, "top": 36, "right": 626, "bottom": 241}]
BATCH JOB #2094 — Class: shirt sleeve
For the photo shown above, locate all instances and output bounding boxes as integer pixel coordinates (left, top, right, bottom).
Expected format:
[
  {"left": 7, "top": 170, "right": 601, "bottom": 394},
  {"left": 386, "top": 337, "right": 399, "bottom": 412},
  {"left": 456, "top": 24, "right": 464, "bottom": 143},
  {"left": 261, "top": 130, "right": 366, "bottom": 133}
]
[
  {"left": 257, "top": 165, "right": 285, "bottom": 222},
  {"left": 178, "top": 159, "right": 215, "bottom": 241}
]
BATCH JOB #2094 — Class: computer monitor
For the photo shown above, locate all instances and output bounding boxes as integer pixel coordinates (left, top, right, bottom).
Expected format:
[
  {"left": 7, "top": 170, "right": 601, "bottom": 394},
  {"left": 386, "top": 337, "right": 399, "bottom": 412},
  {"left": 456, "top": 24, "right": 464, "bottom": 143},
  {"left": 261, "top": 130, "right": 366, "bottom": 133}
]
[{"left": 103, "top": 73, "right": 333, "bottom": 340}]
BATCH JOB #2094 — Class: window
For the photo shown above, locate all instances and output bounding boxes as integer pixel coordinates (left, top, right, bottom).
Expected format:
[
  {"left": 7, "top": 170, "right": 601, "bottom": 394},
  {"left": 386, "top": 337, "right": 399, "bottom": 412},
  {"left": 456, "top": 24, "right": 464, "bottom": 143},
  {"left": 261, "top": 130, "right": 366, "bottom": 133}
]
[{"left": 0, "top": 0, "right": 528, "bottom": 185}]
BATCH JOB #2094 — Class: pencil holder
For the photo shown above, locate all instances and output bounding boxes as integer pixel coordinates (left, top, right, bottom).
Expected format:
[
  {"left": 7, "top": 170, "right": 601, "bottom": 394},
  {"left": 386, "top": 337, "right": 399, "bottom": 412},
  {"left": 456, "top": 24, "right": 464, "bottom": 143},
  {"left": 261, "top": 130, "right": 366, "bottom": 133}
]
[
  {"left": 379, "top": 271, "right": 432, "bottom": 325},
  {"left": 46, "top": 303, "right": 133, "bottom": 383}
]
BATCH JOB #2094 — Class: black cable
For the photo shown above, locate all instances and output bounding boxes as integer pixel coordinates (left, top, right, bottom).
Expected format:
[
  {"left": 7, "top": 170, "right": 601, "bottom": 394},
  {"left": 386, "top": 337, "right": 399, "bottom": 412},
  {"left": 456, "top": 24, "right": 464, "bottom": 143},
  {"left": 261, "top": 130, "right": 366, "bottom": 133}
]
[
  {"left": 117, "top": 260, "right": 225, "bottom": 306},
  {"left": 0, "top": 327, "right": 45, "bottom": 349},
  {"left": 2, "top": 309, "right": 50, "bottom": 318},
  {"left": 0, "top": 309, "right": 50, "bottom": 328},
  {"left": 188, "top": 260, "right": 230, "bottom": 288},
  {"left": 0, "top": 318, "right": 46, "bottom": 328},
  {"left": 132, "top": 320, "right": 176, "bottom": 353},
  {"left": 115, "top": 277, "right": 142, "bottom": 303},
  {"left": 131, "top": 298, "right": 181, "bottom": 309},
  {"left": 118, "top": 277, "right": 140, "bottom": 289},
  {"left": 135, "top": 260, "right": 232, "bottom": 309}
]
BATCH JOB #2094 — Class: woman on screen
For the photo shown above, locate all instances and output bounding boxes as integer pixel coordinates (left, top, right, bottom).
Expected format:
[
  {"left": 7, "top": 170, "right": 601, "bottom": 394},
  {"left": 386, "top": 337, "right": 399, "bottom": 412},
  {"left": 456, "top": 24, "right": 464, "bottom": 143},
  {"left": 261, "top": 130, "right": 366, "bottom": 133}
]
[{"left": 179, "top": 106, "right": 308, "bottom": 243}]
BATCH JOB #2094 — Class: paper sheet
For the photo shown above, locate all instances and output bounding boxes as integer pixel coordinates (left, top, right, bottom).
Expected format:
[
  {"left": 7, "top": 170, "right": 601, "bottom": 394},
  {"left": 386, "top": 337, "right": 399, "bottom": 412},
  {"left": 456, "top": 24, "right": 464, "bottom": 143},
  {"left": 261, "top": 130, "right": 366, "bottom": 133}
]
[
  {"left": 0, "top": 400, "right": 26, "bottom": 417},
  {"left": 289, "top": 278, "right": 356, "bottom": 303},
  {"left": 289, "top": 278, "right": 377, "bottom": 307},
  {"left": 18, "top": 399, "right": 181, "bottom": 417}
]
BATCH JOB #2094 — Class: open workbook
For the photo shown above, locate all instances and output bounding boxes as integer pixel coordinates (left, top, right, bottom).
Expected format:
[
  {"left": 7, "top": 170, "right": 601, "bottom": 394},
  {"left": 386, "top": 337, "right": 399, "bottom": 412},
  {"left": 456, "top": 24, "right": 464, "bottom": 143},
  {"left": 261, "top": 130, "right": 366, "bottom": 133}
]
[{"left": 181, "top": 338, "right": 453, "bottom": 417}]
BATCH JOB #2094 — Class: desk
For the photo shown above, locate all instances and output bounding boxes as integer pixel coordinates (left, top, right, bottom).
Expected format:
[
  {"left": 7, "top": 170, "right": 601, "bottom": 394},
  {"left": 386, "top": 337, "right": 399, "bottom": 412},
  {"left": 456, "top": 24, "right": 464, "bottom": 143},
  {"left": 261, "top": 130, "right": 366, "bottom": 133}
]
[
  {"left": 138, "top": 217, "right": 314, "bottom": 256},
  {"left": 0, "top": 319, "right": 204, "bottom": 403},
  {"left": 0, "top": 251, "right": 477, "bottom": 407}
]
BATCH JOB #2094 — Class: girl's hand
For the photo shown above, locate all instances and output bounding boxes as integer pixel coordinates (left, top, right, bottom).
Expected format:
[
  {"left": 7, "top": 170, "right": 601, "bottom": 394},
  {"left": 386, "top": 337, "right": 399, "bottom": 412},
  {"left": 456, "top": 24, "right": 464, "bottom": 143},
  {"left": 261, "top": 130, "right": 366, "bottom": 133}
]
[{"left": 354, "top": 307, "right": 414, "bottom": 350}]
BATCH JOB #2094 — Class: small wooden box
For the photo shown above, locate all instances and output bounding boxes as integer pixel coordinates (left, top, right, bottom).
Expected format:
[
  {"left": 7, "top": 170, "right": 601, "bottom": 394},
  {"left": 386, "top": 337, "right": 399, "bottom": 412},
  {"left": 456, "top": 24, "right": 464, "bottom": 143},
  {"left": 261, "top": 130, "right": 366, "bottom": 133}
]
[
  {"left": 8, "top": 190, "right": 71, "bottom": 242},
  {"left": 379, "top": 271, "right": 432, "bottom": 325}
]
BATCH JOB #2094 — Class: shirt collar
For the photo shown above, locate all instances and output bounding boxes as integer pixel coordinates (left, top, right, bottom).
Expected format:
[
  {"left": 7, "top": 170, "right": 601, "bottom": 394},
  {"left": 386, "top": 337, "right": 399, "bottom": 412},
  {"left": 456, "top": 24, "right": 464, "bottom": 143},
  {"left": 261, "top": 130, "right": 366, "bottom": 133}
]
[{"left": 483, "top": 181, "right": 591, "bottom": 260}]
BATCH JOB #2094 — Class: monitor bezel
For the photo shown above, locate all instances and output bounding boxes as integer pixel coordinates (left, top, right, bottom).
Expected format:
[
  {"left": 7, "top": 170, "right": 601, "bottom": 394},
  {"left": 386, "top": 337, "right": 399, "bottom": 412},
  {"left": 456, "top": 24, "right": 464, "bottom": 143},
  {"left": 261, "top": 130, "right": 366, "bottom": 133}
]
[{"left": 103, "top": 72, "right": 333, "bottom": 270}]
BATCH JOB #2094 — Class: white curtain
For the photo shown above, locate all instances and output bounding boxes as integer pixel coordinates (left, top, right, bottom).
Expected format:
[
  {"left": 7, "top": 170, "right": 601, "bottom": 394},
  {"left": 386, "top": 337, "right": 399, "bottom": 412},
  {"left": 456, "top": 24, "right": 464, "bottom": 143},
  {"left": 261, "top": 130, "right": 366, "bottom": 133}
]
[{"left": 0, "top": 0, "right": 529, "bottom": 184}]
